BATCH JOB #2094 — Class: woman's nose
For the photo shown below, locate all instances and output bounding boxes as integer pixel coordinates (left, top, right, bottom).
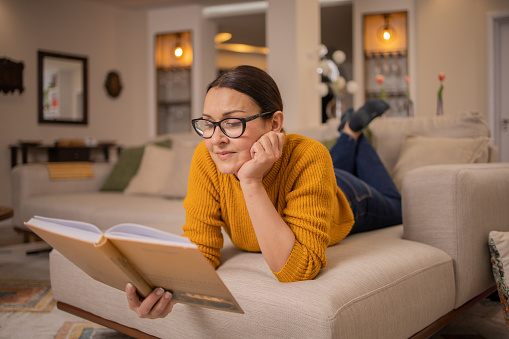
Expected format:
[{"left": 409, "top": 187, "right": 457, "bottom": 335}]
[{"left": 210, "top": 127, "right": 229, "bottom": 145}]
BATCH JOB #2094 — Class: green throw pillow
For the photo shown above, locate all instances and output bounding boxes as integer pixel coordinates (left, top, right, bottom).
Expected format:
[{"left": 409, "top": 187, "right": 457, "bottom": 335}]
[
  {"left": 321, "top": 138, "right": 337, "bottom": 150},
  {"left": 100, "top": 139, "right": 172, "bottom": 191}
]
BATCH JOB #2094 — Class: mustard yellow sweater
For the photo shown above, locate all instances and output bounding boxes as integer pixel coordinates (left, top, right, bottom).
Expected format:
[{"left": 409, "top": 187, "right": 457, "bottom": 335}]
[{"left": 182, "top": 134, "right": 354, "bottom": 282}]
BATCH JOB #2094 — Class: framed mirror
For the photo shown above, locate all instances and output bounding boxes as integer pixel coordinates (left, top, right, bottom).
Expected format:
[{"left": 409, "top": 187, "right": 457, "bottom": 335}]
[{"left": 38, "top": 50, "right": 88, "bottom": 124}]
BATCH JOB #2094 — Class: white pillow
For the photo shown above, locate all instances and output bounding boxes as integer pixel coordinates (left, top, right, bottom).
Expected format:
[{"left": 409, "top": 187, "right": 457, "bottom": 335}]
[
  {"left": 159, "top": 139, "right": 197, "bottom": 199},
  {"left": 391, "top": 135, "right": 490, "bottom": 192},
  {"left": 124, "top": 144, "right": 174, "bottom": 196}
]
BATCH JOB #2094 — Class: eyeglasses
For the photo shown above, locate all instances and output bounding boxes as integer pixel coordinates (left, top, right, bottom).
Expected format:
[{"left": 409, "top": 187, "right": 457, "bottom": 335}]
[{"left": 192, "top": 111, "right": 275, "bottom": 139}]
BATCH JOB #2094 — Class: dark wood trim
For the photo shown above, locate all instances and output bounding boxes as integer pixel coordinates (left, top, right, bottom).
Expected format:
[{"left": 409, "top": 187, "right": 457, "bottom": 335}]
[
  {"left": 57, "top": 302, "right": 158, "bottom": 339},
  {"left": 58, "top": 286, "right": 497, "bottom": 339},
  {"left": 409, "top": 285, "right": 497, "bottom": 339}
]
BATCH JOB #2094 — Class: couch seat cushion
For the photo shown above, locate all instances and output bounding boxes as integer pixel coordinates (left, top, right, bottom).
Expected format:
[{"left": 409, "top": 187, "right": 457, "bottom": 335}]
[
  {"left": 50, "top": 226, "right": 455, "bottom": 339},
  {"left": 21, "top": 192, "right": 186, "bottom": 235}
]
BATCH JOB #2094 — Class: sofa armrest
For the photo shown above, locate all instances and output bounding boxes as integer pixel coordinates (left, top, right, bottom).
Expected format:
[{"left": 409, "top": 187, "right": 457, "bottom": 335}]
[
  {"left": 402, "top": 163, "right": 509, "bottom": 308},
  {"left": 11, "top": 163, "right": 114, "bottom": 227}
]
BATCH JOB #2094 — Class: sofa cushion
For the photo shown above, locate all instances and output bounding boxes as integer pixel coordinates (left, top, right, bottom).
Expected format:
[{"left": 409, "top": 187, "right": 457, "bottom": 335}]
[
  {"left": 489, "top": 231, "right": 509, "bottom": 327},
  {"left": 21, "top": 192, "right": 186, "bottom": 234},
  {"left": 100, "top": 139, "right": 172, "bottom": 192},
  {"left": 50, "top": 226, "right": 455, "bottom": 338},
  {"left": 124, "top": 144, "right": 175, "bottom": 196},
  {"left": 369, "top": 111, "right": 491, "bottom": 172},
  {"left": 391, "top": 135, "right": 490, "bottom": 191},
  {"left": 159, "top": 139, "right": 198, "bottom": 198}
]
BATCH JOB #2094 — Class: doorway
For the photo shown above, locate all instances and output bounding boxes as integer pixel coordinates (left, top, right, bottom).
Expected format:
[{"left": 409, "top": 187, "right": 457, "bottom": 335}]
[{"left": 487, "top": 10, "right": 509, "bottom": 162}]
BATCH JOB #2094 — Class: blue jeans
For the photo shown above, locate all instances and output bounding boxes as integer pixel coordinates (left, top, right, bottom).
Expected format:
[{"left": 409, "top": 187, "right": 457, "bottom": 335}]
[{"left": 329, "top": 133, "right": 402, "bottom": 234}]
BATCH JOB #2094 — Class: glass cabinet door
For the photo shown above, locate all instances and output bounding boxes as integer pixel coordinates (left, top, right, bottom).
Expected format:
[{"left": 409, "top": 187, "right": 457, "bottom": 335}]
[{"left": 155, "top": 31, "right": 193, "bottom": 135}]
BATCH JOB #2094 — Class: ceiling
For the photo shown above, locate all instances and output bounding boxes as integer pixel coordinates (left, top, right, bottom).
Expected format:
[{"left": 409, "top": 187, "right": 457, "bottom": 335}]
[
  {"left": 81, "top": 0, "right": 351, "bottom": 49},
  {"left": 82, "top": 0, "right": 257, "bottom": 9}
]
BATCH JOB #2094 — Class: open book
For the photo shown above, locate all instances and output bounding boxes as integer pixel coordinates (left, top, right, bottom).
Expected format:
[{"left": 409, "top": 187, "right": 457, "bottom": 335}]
[{"left": 25, "top": 216, "right": 243, "bottom": 314}]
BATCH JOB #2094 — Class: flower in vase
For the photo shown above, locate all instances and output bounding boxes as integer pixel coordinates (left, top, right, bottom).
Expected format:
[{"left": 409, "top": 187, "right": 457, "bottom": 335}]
[
  {"left": 437, "top": 72, "right": 445, "bottom": 99},
  {"left": 404, "top": 75, "right": 411, "bottom": 100},
  {"left": 437, "top": 72, "right": 446, "bottom": 115},
  {"left": 376, "top": 74, "right": 386, "bottom": 101},
  {"left": 404, "top": 75, "right": 414, "bottom": 117}
]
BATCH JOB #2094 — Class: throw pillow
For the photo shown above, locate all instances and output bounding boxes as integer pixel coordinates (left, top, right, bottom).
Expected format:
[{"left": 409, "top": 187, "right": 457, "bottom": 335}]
[
  {"left": 124, "top": 144, "right": 174, "bottom": 196},
  {"left": 321, "top": 137, "right": 337, "bottom": 151},
  {"left": 159, "top": 139, "right": 198, "bottom": 199},
  {"left": 488, "top": 231, "right": 509, "bottom": 328},
  {"left": 100, "top": 139, "right": 172, "bottom": 191},
  {"left": 391, "top": 135, "right": 490, "bottom": 192}
]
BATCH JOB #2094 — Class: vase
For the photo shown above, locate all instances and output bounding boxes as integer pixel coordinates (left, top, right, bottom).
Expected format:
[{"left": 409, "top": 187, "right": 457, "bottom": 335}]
[
  {"left": 407, "top": 99, "right": 414, "bottom": 117},
  {"left": 437, "top": 97, "right": 443, "bottom": 115}
]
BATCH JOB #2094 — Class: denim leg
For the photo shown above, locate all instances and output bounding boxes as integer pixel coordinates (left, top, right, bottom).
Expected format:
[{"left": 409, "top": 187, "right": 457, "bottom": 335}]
[
  {"left": 330, "top": 133, "right": 402, "bottom": 234},
  {"left": 355, "top": 134, "right": 401, "bottom": 200},
  {"left": 335, "top": 168, "right": 402, "bottom": 234},
  {"left": 329, "top": 133, "right": 356, "bottom": 174}
]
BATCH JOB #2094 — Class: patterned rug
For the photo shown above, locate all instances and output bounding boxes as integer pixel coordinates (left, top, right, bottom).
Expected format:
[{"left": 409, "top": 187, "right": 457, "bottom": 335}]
[{"left": 0, "top": 248, "right": 133, "bottom": 339}]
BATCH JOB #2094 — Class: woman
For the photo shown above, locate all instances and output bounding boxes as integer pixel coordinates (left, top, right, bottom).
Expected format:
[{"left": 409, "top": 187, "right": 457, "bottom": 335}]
[{"left": 126, "top": 65, "right": 402, "bottom": 318}]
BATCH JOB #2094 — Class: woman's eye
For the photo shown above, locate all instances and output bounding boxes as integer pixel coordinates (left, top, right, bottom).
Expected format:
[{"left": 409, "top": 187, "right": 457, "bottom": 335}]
[{"left": 225, "top": 121, "right": 242, "bottom": 128}]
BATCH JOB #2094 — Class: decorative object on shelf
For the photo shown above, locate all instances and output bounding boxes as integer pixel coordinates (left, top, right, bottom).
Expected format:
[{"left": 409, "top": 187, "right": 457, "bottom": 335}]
[
  {"left": 0, "top": 57, "right": 24, "bottom": 94},
  {"left": 437, "top": 72, "right": 445, "bottom": 115},
  {"left": 104, "top": 71, "right": 122, "bottom": 98},
  {"left": 17, "top": 139, "right": 42, "bottom": 147},
  {"left": 376, "top": 74, "right": 386, "bottom": 101},
  {"left": 315, "top": 45, "right": 358, "bottom": 122},
  {"left": 404, "top": 75, "right": 413, "bottom": 117},
  {"left": 38, "top": 50, "right": 88, "bottom": 125}
]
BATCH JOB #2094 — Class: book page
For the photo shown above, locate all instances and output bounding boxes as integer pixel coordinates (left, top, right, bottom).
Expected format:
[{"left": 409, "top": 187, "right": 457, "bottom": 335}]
[
  {"left": 30, "top": 216, "right": 102, "bottom": 243},
  {"left": 105, "top": 224, "right": 193, "bottom": 247}
]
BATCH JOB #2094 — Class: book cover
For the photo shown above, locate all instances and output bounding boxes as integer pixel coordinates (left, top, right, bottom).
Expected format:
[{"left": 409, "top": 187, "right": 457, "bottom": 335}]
[{"left": 25, "top": 216, "right": 243, "bottom": 314}]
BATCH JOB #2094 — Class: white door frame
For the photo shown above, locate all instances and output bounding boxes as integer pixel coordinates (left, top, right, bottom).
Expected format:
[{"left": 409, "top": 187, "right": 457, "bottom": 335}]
[{"left": 486, "top": 9, "right": 509, "bottom": 154}]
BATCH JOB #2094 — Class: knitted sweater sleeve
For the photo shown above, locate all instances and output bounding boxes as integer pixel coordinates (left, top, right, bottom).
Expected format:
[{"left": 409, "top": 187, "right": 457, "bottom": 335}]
[
  {"left": 271, "top": 140, "right": 342, "bottom": 282},
  {"left": 182, "top": 143, "right": 224, "bottom": 268}
]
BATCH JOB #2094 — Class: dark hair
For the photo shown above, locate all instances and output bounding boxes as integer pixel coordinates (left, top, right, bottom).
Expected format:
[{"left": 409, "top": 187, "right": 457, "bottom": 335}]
[{"left": 207, "top": 65, "right": 283, "bottom": 115}]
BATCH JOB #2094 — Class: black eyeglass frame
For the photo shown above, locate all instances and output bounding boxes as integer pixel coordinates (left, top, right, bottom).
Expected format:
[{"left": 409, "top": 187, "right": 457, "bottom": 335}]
[{"left": 191, "top": 111, "right": 276, "bottom": 139}]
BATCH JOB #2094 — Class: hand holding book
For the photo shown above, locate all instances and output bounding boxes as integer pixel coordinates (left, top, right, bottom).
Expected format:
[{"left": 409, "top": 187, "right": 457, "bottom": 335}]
[{"left": 126, "top": 283, "right": 176, "bottom": 319}]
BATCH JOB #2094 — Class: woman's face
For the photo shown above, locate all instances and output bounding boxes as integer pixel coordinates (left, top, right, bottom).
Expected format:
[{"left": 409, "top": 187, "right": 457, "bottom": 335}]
[{"left": 202, "top": 87, "right": 273, "bottom": 176}]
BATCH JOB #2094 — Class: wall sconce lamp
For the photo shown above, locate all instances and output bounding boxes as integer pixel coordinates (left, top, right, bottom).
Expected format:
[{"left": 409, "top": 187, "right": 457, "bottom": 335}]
[
  {"left": 378, "top": 14, "right": 396, "bottom": 42},
  {"left": 174, "top": 34, "right": 183, "bottom": 58}
]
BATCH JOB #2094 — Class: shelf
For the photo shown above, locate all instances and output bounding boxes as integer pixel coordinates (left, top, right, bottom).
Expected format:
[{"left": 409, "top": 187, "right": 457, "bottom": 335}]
[{"left": 158, "top": 100, "right": 191, "bottom": 106}]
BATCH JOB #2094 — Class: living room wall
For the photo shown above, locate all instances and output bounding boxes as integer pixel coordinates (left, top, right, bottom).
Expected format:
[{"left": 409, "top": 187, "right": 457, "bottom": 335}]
[
  {"left": 0, "top": 0, "right": 148, "bottom": 206},
  {"left": 415, "top": 0, "right": 509, "bottom": 117}
]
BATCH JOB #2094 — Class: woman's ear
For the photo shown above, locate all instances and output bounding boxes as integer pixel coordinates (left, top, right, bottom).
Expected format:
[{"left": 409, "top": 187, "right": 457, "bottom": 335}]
[{"left": 271, "top": 111, "right": 284, "bottom": 132}]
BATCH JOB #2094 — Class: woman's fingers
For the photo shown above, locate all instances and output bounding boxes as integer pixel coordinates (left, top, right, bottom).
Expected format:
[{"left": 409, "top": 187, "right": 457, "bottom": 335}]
[
  {"left": 254, "top": 132, "right": 284, "bottom": 158},
  {"left": 126, "top": 284, "right": 175, "bottom": 319}
]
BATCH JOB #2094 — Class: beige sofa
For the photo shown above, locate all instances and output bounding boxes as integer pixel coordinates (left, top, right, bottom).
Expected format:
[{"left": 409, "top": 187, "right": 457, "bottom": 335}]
[{"left": 11, "top": 112, "right": 509, "bottom": 338}]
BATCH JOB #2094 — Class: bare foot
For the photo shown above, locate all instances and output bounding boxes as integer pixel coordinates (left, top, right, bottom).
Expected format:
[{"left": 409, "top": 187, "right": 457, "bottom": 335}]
[{"left": 343, "top": 123, "right": 362, "bottom": 140}]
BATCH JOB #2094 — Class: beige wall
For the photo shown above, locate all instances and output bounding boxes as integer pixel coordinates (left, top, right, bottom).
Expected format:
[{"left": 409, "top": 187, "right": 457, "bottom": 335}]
[
  {"left": 0, "top": 0, "right": 148, "bottom": 206},
  {"left": 415, "top": 0, "right": 509, "bottom": 117}
]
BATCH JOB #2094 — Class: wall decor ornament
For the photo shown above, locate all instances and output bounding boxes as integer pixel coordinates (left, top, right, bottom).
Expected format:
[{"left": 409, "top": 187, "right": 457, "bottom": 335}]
[
  {"left": 0, "top": 57, "right": 24, "bottom": 94},
  {"left": 105, "top": 71, "right": 122, "bottom": 98}
]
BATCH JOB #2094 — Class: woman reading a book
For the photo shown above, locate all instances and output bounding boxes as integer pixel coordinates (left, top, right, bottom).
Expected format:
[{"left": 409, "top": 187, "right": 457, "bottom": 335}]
[{"left": 126, "top": 65, "right": 402, "bottom": 318}]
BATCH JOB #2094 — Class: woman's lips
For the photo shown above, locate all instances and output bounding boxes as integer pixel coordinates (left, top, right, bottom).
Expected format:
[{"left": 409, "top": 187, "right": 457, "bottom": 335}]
[{"left": 216, "top": 151, "right": 234, "bottom": 160}]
